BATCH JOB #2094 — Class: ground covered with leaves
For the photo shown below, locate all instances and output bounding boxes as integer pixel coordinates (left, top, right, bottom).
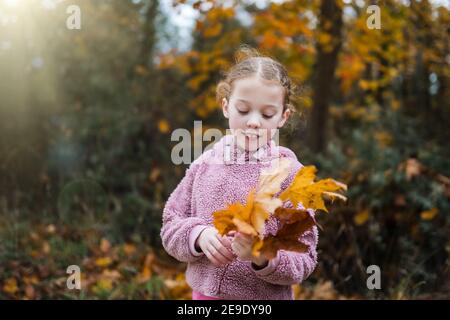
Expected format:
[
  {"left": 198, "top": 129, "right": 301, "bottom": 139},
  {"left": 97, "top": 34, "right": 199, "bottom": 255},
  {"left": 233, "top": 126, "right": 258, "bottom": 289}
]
[{"left": 1, "top": 220, "right": 364, "bottom": 300}]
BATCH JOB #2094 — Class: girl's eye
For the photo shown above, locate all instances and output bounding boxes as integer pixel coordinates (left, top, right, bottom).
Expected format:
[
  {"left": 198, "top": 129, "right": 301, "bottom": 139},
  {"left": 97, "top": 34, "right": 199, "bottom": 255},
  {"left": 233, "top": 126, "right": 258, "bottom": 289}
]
[
  {"left": 238, "top": 110, "right": 249, "bottom": 115},
  {"left": 262, "top": 114, "right": 274, "bottom": 119},
  {"left": 236, "top": 104, "right": 249, "bottom": 114}
]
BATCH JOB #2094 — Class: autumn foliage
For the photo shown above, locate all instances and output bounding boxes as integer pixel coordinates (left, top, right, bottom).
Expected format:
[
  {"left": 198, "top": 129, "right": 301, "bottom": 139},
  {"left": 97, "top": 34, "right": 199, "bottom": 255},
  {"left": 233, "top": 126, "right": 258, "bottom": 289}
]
[
  {"left": 213, "top": 159, "right": 347, "bottom": 260},
  {"left": 1, "top": 0, "right": 449, "bottom": 300}
]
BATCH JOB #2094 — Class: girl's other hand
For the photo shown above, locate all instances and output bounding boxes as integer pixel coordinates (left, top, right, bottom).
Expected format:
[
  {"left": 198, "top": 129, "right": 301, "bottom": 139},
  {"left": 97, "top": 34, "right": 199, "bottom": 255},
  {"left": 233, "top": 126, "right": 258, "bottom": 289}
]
[
  {"left": 196, "top": 227, "right": 236, "bottom": 266},
  {"left": 231, "top": 232, "right": 269, "bottom": 268}
]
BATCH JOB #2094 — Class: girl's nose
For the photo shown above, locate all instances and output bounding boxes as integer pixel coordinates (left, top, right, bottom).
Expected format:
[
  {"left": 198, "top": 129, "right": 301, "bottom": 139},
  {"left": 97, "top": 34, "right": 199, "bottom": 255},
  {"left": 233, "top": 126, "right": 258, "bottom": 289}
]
[{"left": 246, "top": 114, "right": 261, "bottom": 128}]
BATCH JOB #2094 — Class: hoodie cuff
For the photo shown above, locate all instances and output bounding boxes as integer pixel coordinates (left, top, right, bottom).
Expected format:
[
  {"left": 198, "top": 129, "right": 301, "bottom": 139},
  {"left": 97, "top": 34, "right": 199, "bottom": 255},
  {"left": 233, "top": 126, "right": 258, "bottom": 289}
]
[
  {"left": 189, "top": 225, "right": 209, "bottom": 257},
  {"left": 252, "top": 254, "right": 281, "bottom": 276}
]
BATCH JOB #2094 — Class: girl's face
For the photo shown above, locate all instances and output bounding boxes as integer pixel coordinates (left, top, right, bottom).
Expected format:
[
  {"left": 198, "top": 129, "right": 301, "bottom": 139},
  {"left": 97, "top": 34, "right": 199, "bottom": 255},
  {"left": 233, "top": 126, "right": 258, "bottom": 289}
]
[{"left": 222, "top": 75, "right": 291, "bottom": 152}]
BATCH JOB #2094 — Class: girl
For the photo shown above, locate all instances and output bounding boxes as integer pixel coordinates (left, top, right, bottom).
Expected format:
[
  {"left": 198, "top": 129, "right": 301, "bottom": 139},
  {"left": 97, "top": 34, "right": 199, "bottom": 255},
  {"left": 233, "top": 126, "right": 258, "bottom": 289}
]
[{"left": 160, "top": 46, "right": 318, "bottom": 300}]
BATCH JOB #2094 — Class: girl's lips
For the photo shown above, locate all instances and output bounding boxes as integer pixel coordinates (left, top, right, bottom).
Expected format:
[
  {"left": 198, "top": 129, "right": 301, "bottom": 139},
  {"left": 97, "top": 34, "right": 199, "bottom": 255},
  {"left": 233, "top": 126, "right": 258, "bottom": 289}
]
[{"left": 243, "top": 132, "right": 260, "bottom": 139}]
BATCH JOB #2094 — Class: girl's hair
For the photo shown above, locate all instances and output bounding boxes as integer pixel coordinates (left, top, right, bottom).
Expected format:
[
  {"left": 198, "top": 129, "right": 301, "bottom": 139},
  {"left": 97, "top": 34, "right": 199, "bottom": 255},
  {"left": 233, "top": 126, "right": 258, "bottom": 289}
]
[{"left": 216, "top": 45, "right": 299, "bottom": 116}]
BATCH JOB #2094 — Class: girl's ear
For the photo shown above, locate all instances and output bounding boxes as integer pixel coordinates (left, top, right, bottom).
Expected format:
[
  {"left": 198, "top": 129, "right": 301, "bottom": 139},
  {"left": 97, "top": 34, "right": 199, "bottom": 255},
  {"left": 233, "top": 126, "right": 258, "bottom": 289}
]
[
  {"left": 222, "top": 98, "right": 229, "bottom": 119},
  {"left": 277, "top": 108, "right": 291, "bottom": 128}
]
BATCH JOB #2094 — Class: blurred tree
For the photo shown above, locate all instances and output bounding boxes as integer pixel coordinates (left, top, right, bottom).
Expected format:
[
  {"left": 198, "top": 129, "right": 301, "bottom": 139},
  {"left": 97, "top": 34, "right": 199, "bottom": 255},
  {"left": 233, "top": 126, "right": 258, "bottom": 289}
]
[{"left": 307, "top": 0, "right": 343, "bottom": 153}]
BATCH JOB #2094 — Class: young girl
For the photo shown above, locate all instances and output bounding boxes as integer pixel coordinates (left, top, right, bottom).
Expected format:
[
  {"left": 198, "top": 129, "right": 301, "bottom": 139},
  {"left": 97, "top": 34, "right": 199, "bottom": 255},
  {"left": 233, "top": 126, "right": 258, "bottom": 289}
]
[{"left": 160, "top": 46, "right": 318, "bottom": 300}]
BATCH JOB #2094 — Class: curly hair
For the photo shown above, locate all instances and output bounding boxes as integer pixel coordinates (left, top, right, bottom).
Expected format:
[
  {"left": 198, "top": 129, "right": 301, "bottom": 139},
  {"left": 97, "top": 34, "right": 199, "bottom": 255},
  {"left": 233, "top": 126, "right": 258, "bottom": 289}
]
[{"left": 216, "top": 44, "right": 299, "bottom": 115}]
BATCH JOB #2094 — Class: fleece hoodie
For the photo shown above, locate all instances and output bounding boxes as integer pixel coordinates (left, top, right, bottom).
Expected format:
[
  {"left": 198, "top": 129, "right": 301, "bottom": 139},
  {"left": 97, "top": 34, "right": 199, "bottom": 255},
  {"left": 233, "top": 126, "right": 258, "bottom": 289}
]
[{"left": 160, "top": 134, "right": 318, "bottom": 300}]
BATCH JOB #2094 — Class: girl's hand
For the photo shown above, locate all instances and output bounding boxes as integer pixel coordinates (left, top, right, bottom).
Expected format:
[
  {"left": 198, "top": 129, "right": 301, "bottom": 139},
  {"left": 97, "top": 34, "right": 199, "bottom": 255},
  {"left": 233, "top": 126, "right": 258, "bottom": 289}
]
[
  {"left": 195, "top": 227, "right": 236, "bottom": 266},
  {"left": 231, "top": 232, "right": 269, "bottom": 268}
]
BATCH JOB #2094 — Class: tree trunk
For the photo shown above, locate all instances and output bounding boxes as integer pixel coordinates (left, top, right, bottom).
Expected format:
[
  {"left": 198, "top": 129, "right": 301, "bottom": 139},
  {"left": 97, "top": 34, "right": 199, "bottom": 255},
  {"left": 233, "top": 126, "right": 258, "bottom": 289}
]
[
  {"left": 141, "top": 0, "right": 159, "bottom": 69},
  {"left": 307, "top": 0, "right": 343, "bottom": 153}
]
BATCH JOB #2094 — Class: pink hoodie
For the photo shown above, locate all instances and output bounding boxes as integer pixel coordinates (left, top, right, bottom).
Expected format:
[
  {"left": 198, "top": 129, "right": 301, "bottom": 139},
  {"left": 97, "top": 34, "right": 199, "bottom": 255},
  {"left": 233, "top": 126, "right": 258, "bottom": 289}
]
[{"left": 160, "top": 135, "right": 318, "bottom": 300}]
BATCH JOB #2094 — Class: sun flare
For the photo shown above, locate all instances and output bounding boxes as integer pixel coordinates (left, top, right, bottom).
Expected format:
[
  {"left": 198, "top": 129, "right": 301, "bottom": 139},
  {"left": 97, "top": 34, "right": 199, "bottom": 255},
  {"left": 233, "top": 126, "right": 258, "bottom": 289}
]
[{"left": 3, "top": 0, "right": 21, "bottom": 8}]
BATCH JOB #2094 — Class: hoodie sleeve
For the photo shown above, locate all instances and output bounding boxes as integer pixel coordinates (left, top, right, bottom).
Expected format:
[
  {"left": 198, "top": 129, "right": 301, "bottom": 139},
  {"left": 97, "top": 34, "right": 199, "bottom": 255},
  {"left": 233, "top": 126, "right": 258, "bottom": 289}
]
[
  {"left": 160, "top": 162, "right": 209, "bottom": 263},
  {"left": 252, "top": 154, "right": 319, "bottom": 285},
  {"left": 252, "top": 217, "right": 318, "bottom": 286}
]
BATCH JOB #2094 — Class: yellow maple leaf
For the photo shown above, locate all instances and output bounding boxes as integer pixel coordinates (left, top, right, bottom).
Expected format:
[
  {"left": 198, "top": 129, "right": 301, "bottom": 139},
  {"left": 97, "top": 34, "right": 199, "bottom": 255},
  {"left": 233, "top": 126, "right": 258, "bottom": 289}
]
[
  {"left": 213, "top": 158, "right": 292, "bottom": 237},
  {"left": 252, "top": 158, "right": 292, "bottom": 234},
  {"left": 279, "top": 166, "right": 347, "bottom": 212}
]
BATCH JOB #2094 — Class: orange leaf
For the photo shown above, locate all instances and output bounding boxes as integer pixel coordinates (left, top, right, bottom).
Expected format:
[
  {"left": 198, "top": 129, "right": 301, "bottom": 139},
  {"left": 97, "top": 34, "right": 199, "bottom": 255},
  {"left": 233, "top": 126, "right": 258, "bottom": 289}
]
[
  {"left": 354, "top": 210, "right": 369, "bottom": 225},
  {"left": 213, "top": 158, "right": 292, "bottom": 237},
  {"left": 203, "top": 23, "right": 222, "bottom": 38},
  {"left": 42, "top": 241, "right": 51, "bottom": 255},
  {"left": 100, "top": 238, "right": 111, "bottom": 253},
  {"left": 158, "top": 119, "right": 170, "bottom": 134},
  {"left": 25, "top": 285, "right": 36, "bottom": 299},
  {"left": 123, "top": 243, "right": 136, "bottom": 256},
  {"left": 420, "top": 208, "right": 438, "bottom": 220},
  {"left": 3, "top": 278, "right": 18, "bottom": 295},
  {"left": 95, "top": 257, "right": 112, "bottom": 268},
  {"left": 252, "top": 207, "right": 316, "bottom": 259},
  {"left": 213, "top": 189, "right": 258, "bottom": 236}
]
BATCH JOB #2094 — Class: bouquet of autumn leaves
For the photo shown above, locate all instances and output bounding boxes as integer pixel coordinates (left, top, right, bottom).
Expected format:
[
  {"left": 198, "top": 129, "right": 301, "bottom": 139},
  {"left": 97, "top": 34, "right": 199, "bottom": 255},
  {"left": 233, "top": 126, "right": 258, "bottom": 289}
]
[{"left": 213, "top": 158, "right": 347, "bottom": 260}]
